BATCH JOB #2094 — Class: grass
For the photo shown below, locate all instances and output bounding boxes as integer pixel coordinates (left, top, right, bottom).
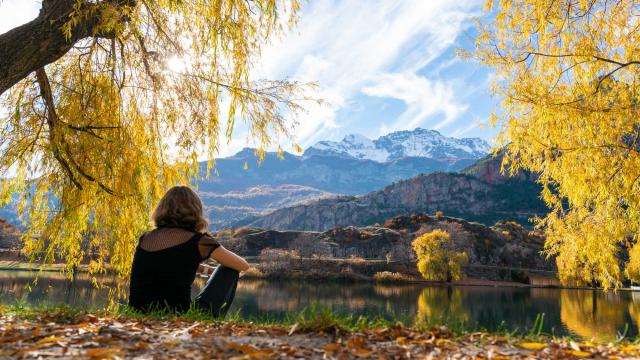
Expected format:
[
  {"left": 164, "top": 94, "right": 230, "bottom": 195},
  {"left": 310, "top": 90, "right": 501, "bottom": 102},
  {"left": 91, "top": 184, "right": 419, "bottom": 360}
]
[
  {"left": 0, "top": 302, "right": 410, "bottom": 334},
  {"left": 0, "top": 302, "right": 614, "bottom": 342}
]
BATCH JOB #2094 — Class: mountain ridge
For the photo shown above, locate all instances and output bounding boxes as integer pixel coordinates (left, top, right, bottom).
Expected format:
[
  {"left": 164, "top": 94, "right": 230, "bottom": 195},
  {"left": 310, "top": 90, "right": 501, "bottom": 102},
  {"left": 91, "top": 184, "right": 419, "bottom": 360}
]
[
  {"left": 304, "top": 128, "right": 490, "bottom": 162},
  {"left": 233, "top": 152, "right": 546, "bottom": 231}
]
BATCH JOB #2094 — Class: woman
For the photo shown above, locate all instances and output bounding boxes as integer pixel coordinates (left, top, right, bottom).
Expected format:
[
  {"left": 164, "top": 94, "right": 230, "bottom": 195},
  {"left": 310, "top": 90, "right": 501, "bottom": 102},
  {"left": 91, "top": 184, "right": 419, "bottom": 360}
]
[{"left": 129, "top": 186, "right": 249, "bottom": 317}]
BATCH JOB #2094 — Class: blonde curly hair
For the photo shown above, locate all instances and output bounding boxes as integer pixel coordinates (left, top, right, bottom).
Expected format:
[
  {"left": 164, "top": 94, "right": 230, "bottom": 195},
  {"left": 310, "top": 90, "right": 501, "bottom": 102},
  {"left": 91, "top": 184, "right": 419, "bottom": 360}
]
[{"left": 151, "top": 186, "right": 208, "bottom": 232}]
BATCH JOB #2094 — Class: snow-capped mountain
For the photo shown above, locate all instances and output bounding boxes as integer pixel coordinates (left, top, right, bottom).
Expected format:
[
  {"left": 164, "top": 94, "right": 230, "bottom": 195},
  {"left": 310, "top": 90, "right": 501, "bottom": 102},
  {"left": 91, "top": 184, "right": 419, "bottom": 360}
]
[{"left": 304, "top": 128, "right": 491, "bottom": 162}]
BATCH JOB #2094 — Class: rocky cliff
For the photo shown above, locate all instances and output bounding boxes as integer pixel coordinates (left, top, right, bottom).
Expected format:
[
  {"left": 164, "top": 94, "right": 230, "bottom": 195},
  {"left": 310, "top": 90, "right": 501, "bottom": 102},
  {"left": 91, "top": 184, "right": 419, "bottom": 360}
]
[
  {"left": 216, "top": 214, "right": 554, "bottom": 278},
  {"left": 237, "top": 153, "right": 546, "bottom": 231}
]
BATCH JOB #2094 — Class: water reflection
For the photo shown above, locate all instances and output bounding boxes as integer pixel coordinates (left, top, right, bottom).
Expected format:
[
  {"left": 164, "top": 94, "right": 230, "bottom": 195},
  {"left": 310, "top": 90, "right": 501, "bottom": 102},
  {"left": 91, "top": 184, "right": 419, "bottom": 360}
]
[
  {"left": 1, "top": 270, "right": 640, "bottom": 339},
  {"left": 416, "top": 287, "right": 470, "bottom": 326},
  {"left": 0, "top": 271, "right": 117, "bottom": 307},
  {"left": 559, "top": 290, "right": 631, "bottom": 339}
]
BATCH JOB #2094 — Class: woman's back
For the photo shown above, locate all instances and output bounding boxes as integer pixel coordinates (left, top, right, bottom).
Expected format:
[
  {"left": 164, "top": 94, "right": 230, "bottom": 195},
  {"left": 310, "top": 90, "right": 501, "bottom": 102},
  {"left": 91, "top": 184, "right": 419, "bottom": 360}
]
[{"left": 128, "top": 227, "right": 206, "bottom": 312}]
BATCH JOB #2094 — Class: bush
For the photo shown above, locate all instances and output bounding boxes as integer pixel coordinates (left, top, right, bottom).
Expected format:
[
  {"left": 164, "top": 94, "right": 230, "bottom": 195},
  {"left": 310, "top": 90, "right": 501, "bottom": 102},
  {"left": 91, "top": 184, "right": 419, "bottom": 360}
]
[
  {"left": 242, "top": 267, "right": 265, "bottom": 278},
  {"left": 411, "top": 230, "right": 468, "bottom": 282},
  {"left": 258, "top": 248, "right": 299, "bottom": 273},
  {"left": 373, "top": 271, "right": 412, "bottom": 282},
  {"left": 349, "top": 255, "right": 367, "bottom": 263},
  {"left": 259, "top": 248, "right": 299, "bottom": 261}
]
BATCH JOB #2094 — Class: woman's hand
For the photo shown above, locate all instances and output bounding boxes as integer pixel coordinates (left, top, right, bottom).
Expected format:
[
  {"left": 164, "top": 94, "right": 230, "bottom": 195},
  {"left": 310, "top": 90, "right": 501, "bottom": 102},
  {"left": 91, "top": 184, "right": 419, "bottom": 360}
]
[{"left": 196, "top": 263, "right": 216, "bottom": 278}]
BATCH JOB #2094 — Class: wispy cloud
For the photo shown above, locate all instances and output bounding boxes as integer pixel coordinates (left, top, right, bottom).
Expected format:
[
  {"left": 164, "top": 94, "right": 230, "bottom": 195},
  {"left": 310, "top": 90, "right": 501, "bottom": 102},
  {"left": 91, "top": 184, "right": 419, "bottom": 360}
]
[
  {"left": 362, "top": 72, "right": 469, "bottom": 136},
  {"left": 251, "top": 0, "right": 483, "bottom": 153}
]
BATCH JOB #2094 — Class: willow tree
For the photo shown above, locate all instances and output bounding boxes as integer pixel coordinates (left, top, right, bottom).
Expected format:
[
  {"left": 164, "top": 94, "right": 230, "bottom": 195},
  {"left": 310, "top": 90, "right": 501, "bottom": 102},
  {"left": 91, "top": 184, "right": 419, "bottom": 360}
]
[
  {"left": 0, "top": 0, "right": 312, "bottom": 283},
  {"left": 412, "top": 230, "right": 468, "bottom": 282},
  {"left": 471, "top": 1, "right": 640, "bottom": 288}
]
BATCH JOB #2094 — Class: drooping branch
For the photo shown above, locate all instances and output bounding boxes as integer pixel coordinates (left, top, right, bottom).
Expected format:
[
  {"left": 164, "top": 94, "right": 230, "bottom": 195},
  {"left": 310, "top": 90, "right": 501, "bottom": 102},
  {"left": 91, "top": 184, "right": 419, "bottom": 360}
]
[
  {"left": 36, "top": 67, "right": 118, "bottom": 195},
  {"left": 0, "top": 0, "right": 136, "bottom": 96},
  {"left": 35, "top": 67, "right": 83, "bottom": 190}
]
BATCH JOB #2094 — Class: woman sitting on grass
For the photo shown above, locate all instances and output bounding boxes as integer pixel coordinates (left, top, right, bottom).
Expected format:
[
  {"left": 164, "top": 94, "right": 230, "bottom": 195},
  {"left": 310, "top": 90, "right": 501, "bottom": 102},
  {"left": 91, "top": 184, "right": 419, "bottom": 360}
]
[{"left": 129, "top": 186, "right": 249, "bottom": 317}]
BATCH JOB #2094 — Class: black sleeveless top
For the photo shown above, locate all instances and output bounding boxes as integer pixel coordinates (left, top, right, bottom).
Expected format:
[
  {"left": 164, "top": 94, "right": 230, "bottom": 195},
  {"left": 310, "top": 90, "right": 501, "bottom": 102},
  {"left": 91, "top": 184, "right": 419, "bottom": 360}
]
[{"left": 128, "top": 229, "right": 216, "bottom": 312}]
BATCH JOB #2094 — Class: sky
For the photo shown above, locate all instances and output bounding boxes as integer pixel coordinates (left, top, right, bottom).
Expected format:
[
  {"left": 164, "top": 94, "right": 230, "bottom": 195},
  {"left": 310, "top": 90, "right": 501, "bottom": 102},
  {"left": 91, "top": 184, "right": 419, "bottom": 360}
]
[{"left": 0, "top": 0, "right": 498, "bottom": 157}]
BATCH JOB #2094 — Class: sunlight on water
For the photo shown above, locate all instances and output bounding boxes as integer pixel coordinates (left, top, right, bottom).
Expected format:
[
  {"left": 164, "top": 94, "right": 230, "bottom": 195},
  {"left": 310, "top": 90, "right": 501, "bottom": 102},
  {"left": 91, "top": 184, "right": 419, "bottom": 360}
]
[{"left": 1, "top": 270, "right": 640, "bottom": 339}]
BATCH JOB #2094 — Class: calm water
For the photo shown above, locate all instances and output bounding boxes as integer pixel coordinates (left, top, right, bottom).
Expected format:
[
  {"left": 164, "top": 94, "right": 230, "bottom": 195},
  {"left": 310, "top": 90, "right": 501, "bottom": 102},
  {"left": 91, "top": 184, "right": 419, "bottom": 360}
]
[{"left": 1, "top": 270, "right": 639, "bottom": 339}]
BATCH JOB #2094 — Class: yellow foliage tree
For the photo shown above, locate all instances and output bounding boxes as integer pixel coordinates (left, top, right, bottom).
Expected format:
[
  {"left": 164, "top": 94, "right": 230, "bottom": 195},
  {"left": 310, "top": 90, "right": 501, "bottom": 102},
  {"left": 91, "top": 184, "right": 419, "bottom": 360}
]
[
  {"left": 412, "top": 229, "right": 468, "bottom": 282},
  {"left": 0, "top": 0, "right": 313, "bottom": 284},
  {"left": 470, "top": 1, "right": 640, "bottom": 288}
]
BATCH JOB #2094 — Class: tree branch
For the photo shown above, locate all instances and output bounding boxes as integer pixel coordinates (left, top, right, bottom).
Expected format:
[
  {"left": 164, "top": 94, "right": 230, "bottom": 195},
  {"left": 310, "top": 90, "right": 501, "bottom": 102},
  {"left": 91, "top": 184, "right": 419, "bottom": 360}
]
[
  {"left": 35, "top": 67, "right": 83, "bottom": 190},
  {"left": 0, "top": 0, "right": 137, "bottom": 96}
]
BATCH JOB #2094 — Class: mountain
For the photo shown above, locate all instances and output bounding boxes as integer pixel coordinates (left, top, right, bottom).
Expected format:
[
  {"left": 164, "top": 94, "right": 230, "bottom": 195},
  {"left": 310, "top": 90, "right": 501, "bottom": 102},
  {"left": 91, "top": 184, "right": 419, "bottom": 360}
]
[
  {"left": 233, "top": 152, "right": 547, "bottom": 231},
  {"left": 198, "top": 140, "right": 483, "bottom": 229},
  {"left": 200, "top": 149, "right": 475, "bottom": 229},
  {"left": 304, "top": 128, "right": 490, "bottom": 162},
  {"left": 198, "top": 147, "right": 475, "bottom": 195}
]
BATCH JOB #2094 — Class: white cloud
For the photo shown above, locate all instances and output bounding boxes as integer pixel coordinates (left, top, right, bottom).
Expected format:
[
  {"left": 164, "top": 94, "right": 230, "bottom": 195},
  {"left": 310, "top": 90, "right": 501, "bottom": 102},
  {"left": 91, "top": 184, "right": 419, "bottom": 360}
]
[
  {"left": 362, "top": 72, "right": 468, "bottom": 135},
  {"left": 253, "top": 0, "right": 480, "bottom": 151}
]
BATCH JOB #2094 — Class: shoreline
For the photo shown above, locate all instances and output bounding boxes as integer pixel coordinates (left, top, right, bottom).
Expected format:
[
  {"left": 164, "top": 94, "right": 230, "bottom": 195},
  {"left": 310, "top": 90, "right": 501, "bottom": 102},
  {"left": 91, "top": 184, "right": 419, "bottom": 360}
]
[{"left": 0, "top": 260, "right": 630, "bottom": 292}]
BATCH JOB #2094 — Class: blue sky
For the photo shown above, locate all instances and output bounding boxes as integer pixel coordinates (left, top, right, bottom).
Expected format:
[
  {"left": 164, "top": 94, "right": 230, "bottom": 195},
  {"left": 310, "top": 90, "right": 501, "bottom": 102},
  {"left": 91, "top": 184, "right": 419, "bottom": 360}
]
[{"left": 0, "top": 0, "right": 498, "bottom": 157}]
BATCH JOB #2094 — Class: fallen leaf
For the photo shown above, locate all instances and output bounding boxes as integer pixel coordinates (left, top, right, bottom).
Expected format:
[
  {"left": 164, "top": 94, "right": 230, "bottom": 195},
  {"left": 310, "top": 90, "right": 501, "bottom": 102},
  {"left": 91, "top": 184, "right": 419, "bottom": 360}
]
[
  {"left": 435, "top": 338, "right": 450, "bottom": 346},
  {"left": 567, "top": 349, "right": 592, "bottom": 357},
  {"left": 322, "top": 343, "right": 341, "bottom": 352},
  {"left": 517, "top": 342, "right": 546, "bottom": 350},
  {"left": 350, "top": 347, "right": 373, "bottom": 357},
  {"left": 620, "top": 345, "right": 640, "bottom": 354},
  {"left": 347, "top": 338, "right": 365, "bottom": 349},
  {"left": 224, "top": 339, "right": 261, "bottom": 354},
  {"left": 36, "top": 336, "right": 65, "bottom": 344},
  {"left": 130, "top": 341, "right": 151, "bottom": 351},
  {"left": 85, "top": 347, "right": 124, "bottom": 359},
  {"left": 31, "top": 326, "right": 41, "bottom": 337}
]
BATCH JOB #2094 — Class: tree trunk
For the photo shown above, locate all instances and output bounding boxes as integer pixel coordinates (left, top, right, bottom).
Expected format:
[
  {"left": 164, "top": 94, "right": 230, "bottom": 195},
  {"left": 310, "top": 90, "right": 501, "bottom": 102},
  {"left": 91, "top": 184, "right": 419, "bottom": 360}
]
[{"left": 0, "top": 0, "right": 133, "bottom": 96}]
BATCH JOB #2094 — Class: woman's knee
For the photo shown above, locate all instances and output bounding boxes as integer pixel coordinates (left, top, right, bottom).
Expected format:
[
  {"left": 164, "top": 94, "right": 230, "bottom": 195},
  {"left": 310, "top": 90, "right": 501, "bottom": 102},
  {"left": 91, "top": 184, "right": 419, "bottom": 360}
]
[{"left": 216, "top": 265, "right": 240, "bottom": 279}]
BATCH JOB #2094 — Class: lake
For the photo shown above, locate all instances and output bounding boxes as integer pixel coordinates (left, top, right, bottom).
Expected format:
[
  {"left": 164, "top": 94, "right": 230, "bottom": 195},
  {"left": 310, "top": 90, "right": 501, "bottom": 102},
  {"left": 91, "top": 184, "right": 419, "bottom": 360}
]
[{"left": 1, "top": 269, "right": 639, "bottom": 339}]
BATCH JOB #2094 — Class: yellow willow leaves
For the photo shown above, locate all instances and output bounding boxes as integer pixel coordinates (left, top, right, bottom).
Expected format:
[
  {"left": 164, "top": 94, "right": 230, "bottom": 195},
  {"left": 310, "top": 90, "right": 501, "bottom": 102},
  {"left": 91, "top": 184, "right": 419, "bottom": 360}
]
[
  {"left": 412, "top": 230, "right": 468, "bottom": 282},
  {"left": 472, "top": 1, "right": 640, "bottom": 288},
  {"left": 0, "top": 0, "right": 313, "bottom": 293}
]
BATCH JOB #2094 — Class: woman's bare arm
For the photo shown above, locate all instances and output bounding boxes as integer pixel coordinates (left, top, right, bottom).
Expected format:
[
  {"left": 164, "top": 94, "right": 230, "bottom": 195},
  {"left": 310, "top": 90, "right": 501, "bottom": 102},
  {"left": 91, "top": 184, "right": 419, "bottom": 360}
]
[{"left": 210, "top": 246, "right": 250, "bottom": 272}]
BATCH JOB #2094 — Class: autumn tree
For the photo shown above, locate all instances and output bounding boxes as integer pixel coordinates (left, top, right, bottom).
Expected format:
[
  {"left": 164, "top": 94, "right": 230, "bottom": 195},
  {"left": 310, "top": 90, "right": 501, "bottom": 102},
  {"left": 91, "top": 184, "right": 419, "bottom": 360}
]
[
  {"left": 0, "top": 0, "right": 313, "bottom": 282},
  {"left": 471, "top": 1, "right": 640, "bottom": 288},
  {"left": 412, "top": 229, "right": 468, "bottom": 282}
]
